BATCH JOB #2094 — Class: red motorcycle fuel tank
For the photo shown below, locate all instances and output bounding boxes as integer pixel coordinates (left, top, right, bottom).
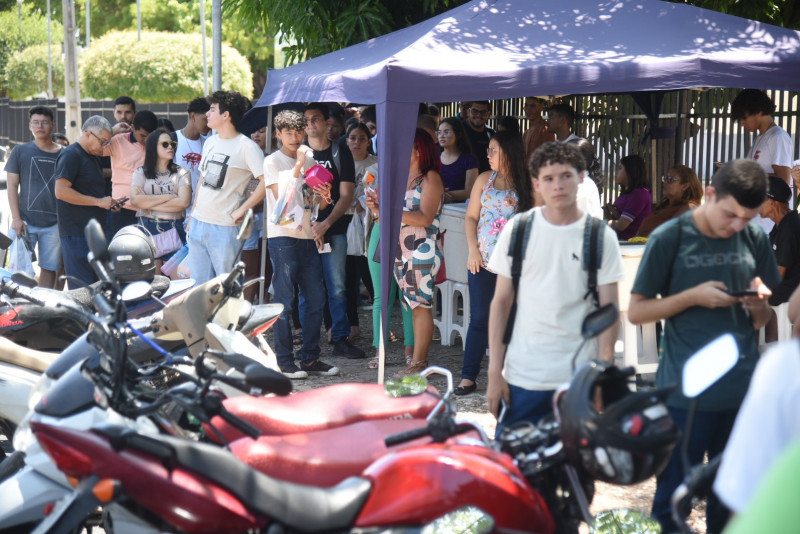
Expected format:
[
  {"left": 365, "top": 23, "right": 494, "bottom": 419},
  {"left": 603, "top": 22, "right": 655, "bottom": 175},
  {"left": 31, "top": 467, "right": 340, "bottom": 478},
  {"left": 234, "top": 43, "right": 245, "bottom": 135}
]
[{"left": 356, "top": 442, "right": 555, "bottom": 533}]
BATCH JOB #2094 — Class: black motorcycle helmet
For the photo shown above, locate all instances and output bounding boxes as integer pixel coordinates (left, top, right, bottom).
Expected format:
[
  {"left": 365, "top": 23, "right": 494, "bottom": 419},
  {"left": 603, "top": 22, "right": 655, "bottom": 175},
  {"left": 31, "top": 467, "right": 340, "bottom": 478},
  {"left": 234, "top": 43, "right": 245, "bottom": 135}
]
[
  {"left": 108, "top": 226, "right": 156, "bottom": 284},
  {"left": 558, "top": 360, "right": 680, "bottom": 485}
]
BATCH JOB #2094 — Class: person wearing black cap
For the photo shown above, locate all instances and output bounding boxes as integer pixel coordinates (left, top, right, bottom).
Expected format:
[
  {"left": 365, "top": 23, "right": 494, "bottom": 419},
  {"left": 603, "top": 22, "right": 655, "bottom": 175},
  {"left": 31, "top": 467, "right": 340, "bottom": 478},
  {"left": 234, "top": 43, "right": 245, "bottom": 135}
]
[{"left": 762, "top": 175, "right": 800, "bottom": 313}]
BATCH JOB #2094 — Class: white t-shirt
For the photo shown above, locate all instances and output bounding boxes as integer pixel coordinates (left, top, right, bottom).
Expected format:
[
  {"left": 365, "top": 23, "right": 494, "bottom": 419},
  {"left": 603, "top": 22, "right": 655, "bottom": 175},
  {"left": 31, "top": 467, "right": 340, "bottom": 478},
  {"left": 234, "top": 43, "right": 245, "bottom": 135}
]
[
  {"left": 263, "top": 150, "right": 316, "bottom": 240},
  {"left": 173, "top": 129, "right": 207, "bottom": 196},
  {"left": 487, "top": 208, "right": 625, "bottom": 390},
  {"left": 577, "top": 173, "right": 603, "bottom": 219},
  {"left": 714, "top": 341, "right": 800, "bottom": 512},
  {"left": 748, "top": 124, "right": 794, "bottom": 233},
  {"left": 192, "top": 134, "right": 265, "bottom": 226}
]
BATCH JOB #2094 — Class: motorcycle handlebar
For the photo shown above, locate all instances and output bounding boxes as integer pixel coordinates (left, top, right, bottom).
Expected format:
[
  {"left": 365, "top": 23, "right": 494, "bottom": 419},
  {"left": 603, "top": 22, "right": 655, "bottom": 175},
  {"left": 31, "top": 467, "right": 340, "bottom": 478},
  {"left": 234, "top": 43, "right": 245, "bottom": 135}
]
[
  {"left": 218, "top": 405, "right": 261, "bottom": 440},
  {"left": 0, "top": 279, "right": 46, "bottom": 306},
  {"left": 223, "top": 262, "right": 246, "bottom": 292},
  {"left": 671, "top": 454, "right": 723, "bottom": 533},
  {"left": 384, "top": 422, "right": 475, "bottom": 447}
]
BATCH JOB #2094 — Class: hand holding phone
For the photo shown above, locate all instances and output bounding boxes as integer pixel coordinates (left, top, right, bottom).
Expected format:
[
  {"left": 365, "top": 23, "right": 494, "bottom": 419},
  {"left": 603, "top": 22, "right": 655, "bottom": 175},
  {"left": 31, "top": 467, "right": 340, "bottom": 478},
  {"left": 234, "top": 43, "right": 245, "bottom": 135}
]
[
  {"left": 110, "top": 197, "right": 129, "bottom": 210},
  {"left": 727, "top": 290, "right": 759, "bottom": 298}
]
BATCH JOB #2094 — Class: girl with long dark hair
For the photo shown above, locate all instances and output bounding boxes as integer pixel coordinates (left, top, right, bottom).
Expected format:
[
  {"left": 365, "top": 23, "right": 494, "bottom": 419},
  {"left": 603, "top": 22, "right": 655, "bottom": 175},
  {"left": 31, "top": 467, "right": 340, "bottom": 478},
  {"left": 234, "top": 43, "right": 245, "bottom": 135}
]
[
  {"left": 130, "top": 130, "right": 191, "bottom": 273},
  {"left": 604, "top": 154, "right": 652, "bottom": 239},
  {"left": 456, "top": 129, "right": 532, "bottom": 395},
  {"left": 437, "top": 117, "right": 478, "bottom": 203}
]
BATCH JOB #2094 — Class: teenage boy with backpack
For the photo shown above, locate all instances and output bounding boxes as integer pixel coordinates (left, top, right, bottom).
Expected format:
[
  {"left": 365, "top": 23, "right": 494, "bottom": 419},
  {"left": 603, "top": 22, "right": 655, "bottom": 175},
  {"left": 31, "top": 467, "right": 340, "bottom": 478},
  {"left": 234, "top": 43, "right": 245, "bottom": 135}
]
[{"left": 486, "top": 142, "right": 625, "bottom": 434}]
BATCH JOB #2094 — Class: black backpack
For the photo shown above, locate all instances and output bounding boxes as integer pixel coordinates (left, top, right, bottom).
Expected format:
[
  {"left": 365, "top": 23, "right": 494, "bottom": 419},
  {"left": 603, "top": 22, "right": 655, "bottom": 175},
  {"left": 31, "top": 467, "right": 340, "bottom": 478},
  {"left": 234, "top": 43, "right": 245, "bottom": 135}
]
[{"left": 503, "top": 210, "right": 604, "bottom": 344}]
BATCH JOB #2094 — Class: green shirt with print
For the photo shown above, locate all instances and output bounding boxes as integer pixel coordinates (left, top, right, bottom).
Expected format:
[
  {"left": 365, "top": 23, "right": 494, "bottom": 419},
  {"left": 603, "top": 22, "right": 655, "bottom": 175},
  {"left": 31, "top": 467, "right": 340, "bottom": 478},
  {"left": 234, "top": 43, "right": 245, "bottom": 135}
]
[{"left": 631, "top": 212, "right": 780, "bottom": 411}]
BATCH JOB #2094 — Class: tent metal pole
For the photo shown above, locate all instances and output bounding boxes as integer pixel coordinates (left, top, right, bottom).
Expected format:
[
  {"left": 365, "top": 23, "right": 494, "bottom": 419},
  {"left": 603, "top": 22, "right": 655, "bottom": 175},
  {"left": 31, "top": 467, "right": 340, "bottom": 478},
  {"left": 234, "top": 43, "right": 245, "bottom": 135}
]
[{"left": 258, "top": 105, "right": 273, "bottom": 304}]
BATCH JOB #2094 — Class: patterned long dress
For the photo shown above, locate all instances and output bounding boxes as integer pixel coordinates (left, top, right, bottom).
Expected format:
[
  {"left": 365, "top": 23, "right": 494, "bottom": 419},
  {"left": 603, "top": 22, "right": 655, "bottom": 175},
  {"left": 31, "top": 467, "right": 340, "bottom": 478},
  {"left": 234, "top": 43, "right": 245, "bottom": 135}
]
[{"left": 393, "top": 175, "right": 443, "bottom": 309}]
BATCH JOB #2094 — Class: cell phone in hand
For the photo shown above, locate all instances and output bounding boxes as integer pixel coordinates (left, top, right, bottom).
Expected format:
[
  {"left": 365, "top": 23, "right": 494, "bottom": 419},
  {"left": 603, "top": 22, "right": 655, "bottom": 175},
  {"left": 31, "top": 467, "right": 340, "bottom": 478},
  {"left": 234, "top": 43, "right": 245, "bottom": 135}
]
[
  {"left": 727, "top": 290, "right": 758, "bottom": 297},
  {"left": 110, "top": 197, "right": 129, "bottom": 209}
]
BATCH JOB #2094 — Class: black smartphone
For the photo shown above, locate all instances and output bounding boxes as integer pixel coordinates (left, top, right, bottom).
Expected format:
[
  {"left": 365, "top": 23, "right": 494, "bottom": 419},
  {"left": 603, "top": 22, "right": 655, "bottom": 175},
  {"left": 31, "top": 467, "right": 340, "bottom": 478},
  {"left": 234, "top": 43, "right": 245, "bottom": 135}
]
[
  {"left": 727, "top": 290, "right": 758, "bottom": 297},
  {"left": 110, "top": 197, "right": 129, "bottom": 209}
]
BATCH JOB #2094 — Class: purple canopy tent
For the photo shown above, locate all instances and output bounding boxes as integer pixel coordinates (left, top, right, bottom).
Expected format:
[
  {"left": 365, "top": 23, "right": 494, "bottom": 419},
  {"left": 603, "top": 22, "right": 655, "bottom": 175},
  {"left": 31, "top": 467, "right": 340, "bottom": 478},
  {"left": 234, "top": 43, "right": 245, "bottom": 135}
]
[{"left": 247, "top": 0, "right": 800, "bottom": 381}]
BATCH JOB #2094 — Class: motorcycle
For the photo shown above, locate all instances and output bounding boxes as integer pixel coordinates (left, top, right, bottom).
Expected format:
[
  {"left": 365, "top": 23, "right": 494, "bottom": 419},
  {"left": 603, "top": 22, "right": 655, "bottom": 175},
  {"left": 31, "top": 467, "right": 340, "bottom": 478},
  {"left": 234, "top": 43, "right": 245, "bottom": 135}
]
[
  {"left": 0, "top": 219, "right": 445, "bottom": 532},
  {"left": 26, "top": 301, "right": 678, "bottom": 534}
]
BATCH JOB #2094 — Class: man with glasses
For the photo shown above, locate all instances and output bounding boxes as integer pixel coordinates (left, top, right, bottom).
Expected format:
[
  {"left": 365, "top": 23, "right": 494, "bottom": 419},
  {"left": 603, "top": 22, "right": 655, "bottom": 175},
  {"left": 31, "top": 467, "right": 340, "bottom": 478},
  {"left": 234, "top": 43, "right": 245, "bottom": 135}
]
[
  {"left": 54, "top": 116, "right": 123, "bottom": 287},
  {"left": 462, "top": 100, "right": 495, "bottom": 173},
  {"left": 5, "top": 106, "right": 63, "bottom": 288}
]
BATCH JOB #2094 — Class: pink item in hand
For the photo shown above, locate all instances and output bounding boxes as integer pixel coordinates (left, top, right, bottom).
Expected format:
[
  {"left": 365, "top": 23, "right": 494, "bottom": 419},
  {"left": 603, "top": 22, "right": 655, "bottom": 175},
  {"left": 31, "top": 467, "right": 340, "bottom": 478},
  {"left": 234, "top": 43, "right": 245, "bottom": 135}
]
[{"left": 305, "top": 164, "right": 334, "bottom": 189}]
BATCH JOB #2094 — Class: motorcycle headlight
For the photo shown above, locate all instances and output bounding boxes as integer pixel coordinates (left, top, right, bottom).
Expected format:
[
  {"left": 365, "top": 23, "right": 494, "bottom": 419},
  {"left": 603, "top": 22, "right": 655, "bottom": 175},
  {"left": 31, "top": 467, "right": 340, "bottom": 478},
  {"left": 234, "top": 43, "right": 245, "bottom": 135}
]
[{"left": 28, "top": 373, "right": 54, "bottom": 411}]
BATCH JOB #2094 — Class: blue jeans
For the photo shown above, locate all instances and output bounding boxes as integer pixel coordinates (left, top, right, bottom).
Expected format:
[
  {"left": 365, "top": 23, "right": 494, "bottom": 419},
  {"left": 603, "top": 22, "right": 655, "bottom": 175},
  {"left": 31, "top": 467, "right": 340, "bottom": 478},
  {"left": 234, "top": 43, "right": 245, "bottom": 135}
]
[
  {"left": 461, "top": 268, "right": 496, "bottom": 382},
  {"left": 187, "top": 220, "right": 239, "bottom": 284},
  {"left": 60, "top": 236, "right": 96, "bottom": 289},
  {"left": 269, "top": 237, "right": 325, "bottom": 366},
  {"left": 652, "top": 406, "right": 737, "bottom": 534},
  {"left": 320, "top": 232, "right": 349, "bottom": 342},
  {"left": 494, "top": 384, "right": 555, "bottom": 438},
  {"left": 9, "top": 224, "right": 61, "bottom": 271}
]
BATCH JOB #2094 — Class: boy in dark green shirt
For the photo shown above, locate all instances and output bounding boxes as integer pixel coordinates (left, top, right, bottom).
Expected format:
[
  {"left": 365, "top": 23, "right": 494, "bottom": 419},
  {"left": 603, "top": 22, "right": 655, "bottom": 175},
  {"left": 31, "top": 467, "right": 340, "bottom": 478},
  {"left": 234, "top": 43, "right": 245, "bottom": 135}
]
[{"left": 628, "top": 159, "right": 780, "bottom": 534}]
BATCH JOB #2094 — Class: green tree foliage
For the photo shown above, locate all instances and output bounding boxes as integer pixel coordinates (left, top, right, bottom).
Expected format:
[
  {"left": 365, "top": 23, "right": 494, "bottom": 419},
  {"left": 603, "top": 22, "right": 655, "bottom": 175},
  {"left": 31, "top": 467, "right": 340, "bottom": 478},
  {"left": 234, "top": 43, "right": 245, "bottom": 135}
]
[
  {"left": 665, "top": 0, "right": 800, "bottom": 28},
  {"left": 224, "top": 0, "right": 465, "bottom": 65},
  {"left": 80, "top": 30, "right": 253, "bottom": 103},
  {"left": 5, "top": 42, "right": 64, "bottom": 99},
  {"left": 0, "top": 3, "right": 63, "bottom": 94}
]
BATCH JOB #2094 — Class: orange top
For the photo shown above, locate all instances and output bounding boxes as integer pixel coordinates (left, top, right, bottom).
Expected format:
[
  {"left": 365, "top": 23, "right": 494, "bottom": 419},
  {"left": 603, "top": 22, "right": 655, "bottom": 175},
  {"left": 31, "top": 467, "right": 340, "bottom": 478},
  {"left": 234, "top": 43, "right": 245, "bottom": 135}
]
[{"left": 103, "top": 132, "right": 145, "bottom": 211}]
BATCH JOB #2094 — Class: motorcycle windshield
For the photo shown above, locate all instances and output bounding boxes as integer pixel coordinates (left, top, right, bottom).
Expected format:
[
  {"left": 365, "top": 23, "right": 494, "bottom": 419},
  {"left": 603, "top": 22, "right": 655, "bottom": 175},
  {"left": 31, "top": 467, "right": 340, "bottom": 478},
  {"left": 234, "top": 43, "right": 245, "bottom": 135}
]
[{"left": 36, "top": 362, "right": 97, "bottom": 417}]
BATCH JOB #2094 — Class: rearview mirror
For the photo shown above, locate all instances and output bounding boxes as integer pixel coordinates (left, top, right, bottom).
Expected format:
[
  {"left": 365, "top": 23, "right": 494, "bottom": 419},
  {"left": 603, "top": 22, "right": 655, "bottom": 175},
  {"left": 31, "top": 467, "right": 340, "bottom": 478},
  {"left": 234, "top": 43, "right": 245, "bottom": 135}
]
[
  {"left": 581, "top": 303, "right": 618, "bottom": 340},
  {"left": 11, "top": 271, "right": 37, "bottom": 288},
  {"left": 84, "top": 219, "right": 110, "bottom": 262},
  {"left": 121, "top": 280, "right": 152, "bottom": 302},
  {"left": 243, "top": 362, "right": 292, "bottom": 396},
  {"left": 682, "top": 334, "right": 737, "bottom": 398},
  {"left": 237, "top": 209, "right": 254, "bottom": 241}
]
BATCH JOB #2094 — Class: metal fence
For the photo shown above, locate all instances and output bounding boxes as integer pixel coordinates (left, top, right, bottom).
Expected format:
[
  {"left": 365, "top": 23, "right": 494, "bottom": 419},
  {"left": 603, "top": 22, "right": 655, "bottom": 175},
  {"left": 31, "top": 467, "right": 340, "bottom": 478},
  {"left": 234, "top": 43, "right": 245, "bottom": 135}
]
[
  {"left": 439, "top": 89, "right": 798, "bottom": 204},
  {"left": 0, "top": 98, "right": 189, "bottom": 149}
]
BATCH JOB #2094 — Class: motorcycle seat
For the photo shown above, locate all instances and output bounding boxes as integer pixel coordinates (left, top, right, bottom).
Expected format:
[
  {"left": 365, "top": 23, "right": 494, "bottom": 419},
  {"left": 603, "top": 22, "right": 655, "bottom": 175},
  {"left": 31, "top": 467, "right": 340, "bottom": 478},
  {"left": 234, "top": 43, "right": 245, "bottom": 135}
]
[
  {"left": 209, "top": 383, "right": 441, "bottom": 442},
  {"left": 56, "top": 275, "right": 171, "bottom": 310},
  {"left": 231, "top": 419, "right": 430, "bottom": 487},
  {"left": 93, "top": 424, "right": 372, "bottom": 532},
  {"left": 0, "top": 336, "right": 56, "bottom": 372}
]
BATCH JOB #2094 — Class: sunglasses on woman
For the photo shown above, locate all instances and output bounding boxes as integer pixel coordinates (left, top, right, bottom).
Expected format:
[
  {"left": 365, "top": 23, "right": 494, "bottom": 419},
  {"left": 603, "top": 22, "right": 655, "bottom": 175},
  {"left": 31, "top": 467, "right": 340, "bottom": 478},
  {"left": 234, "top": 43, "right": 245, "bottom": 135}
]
[{"left": 160, "top": 141, "right": 178, "bottom": 149}]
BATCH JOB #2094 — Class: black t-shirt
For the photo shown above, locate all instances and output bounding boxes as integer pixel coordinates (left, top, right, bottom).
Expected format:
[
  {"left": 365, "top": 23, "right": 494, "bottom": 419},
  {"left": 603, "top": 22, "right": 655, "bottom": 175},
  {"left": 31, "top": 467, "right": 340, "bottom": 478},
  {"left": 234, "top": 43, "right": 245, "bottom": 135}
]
[
  {"left": 308, "top": 139, "right": 355, "bottom": 236},
  {"left": 55, "top": 143, "right": 107, "bottom": 238},
  {"left": 769, "top": 210, "right": 800, "bottom": 304},
  {"left": 463, "top": 121, "right": 495, "bottom": 174}
]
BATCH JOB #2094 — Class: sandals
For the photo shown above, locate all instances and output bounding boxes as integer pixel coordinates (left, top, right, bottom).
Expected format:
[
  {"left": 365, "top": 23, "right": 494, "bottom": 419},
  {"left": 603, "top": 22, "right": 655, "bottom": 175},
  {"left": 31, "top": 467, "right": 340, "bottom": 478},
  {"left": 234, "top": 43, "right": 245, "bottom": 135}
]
[
  {"left": 392, "top": 359, "right": 429, "bottom": 379},
  {"left": 368, "top": 357, "right": 379, "bottom": 369},
  {"left": 405, "top": 354, "right": 414, "bottom": 365},
  {"left": 292, "top": 329, "right": 303, "bottom": 345}
]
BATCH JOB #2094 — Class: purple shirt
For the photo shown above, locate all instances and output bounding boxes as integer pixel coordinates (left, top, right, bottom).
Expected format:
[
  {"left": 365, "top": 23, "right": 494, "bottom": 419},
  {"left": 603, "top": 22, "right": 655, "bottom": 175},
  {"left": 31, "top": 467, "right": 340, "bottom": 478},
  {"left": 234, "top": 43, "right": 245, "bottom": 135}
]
[
  {"left": 439, "top": 152, "right": 478, "bottom": 192},
  {"left": 613, "top": 188, "right": 652, "bottom": 240}
]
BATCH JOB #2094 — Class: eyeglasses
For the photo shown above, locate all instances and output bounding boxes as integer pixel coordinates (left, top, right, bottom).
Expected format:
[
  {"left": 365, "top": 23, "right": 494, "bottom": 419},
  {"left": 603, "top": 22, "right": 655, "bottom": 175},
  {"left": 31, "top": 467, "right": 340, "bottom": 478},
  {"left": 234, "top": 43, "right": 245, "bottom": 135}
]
[
  {"left": 30, "top": 120, "right": 53, "bottom": 127},
  {"left": 89, "top": 131, "right": 111, "bottom": 147},
  {"left": 436, "top": 129, "right": 453, "bottom": 136},
  {"left": 661, "top": 175, "right": 680, "bottom": 184},
  {"left": 160, "top": 141, "right": 178, "bottom": 149},
  {"left": 470, "top": 108, "right": 490, "bottom": 117},
  {"left": 487, "top": 147, "right": 499, "bottom": 156}
]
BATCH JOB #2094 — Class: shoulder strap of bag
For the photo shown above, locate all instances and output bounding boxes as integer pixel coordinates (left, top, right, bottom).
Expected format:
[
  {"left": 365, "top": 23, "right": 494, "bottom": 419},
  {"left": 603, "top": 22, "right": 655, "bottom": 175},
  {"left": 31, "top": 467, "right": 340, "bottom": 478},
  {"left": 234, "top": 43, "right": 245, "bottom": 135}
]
[
  {"left": 331, "top": 141, "right": 341, "bottom": 176},
  {"left": 503, "top": 209, "right": 535, "bottom": 344},
  {"left": 582, "top": 216, "right": 604, "bottom": 308}
]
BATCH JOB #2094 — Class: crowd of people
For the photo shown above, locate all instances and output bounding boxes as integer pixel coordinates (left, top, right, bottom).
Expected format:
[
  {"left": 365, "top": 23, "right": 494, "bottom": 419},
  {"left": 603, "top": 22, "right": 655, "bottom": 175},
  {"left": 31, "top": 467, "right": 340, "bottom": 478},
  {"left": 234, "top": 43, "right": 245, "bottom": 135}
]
[{"left": 5, "top": 88, "right": 800, "bottom": 533}]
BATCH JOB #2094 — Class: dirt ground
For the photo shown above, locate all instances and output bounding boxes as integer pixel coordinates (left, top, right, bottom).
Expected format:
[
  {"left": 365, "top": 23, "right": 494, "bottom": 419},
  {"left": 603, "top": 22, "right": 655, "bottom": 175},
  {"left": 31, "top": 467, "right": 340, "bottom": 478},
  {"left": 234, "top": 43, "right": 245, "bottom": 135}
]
[{"left": 275, "top": 304, "right": 708, "bottom": 533}]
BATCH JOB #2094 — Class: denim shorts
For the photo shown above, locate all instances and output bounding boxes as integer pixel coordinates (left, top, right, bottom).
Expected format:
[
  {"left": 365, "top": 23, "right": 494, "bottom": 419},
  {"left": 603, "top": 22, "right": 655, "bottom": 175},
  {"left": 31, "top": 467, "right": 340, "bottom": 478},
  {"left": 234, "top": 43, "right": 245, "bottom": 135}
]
[{"left": 9, "top": 224, "right": 61, "bottom": 271}]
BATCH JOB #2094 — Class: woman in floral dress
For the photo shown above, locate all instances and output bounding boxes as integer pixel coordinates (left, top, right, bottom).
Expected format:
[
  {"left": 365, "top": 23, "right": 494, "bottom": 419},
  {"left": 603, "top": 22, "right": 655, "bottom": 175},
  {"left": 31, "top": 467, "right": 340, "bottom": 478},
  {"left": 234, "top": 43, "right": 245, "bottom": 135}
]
[
  {"left": 366, "top": 128, "right": 445, "bottom": 377},
  {"left": 456, "top": 130, "right": 533, "bottom": 395}
]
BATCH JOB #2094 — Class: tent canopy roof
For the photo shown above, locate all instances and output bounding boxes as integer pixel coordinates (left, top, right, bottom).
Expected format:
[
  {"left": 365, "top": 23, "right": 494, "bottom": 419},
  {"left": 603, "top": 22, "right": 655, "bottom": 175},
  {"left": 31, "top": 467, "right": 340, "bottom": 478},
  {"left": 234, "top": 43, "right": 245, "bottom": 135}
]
[{"left": 256, "top": 0, "right": 800, "bottom": 108}]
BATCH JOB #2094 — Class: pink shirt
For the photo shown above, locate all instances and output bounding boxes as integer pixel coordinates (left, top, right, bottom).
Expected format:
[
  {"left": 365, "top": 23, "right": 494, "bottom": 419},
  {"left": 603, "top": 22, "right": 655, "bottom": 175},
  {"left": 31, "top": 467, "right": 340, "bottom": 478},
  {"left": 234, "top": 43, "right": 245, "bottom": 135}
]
[{"left": 103, "top": 132, "right": 145, "bottom": 211}]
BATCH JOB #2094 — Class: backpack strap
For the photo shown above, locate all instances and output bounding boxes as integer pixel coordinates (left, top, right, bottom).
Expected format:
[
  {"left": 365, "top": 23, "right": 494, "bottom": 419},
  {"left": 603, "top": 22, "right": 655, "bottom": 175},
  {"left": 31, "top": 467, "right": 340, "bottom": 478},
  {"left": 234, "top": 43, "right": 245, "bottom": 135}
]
[
  {"left": 582, "top": 216, "right": 604, "bottom": 308},
  {"left": 503, "top": 209, "right": 535, "bottom": 344},
  {"left": 331, "top": 140, "right": 341, "bottom": 176}
]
